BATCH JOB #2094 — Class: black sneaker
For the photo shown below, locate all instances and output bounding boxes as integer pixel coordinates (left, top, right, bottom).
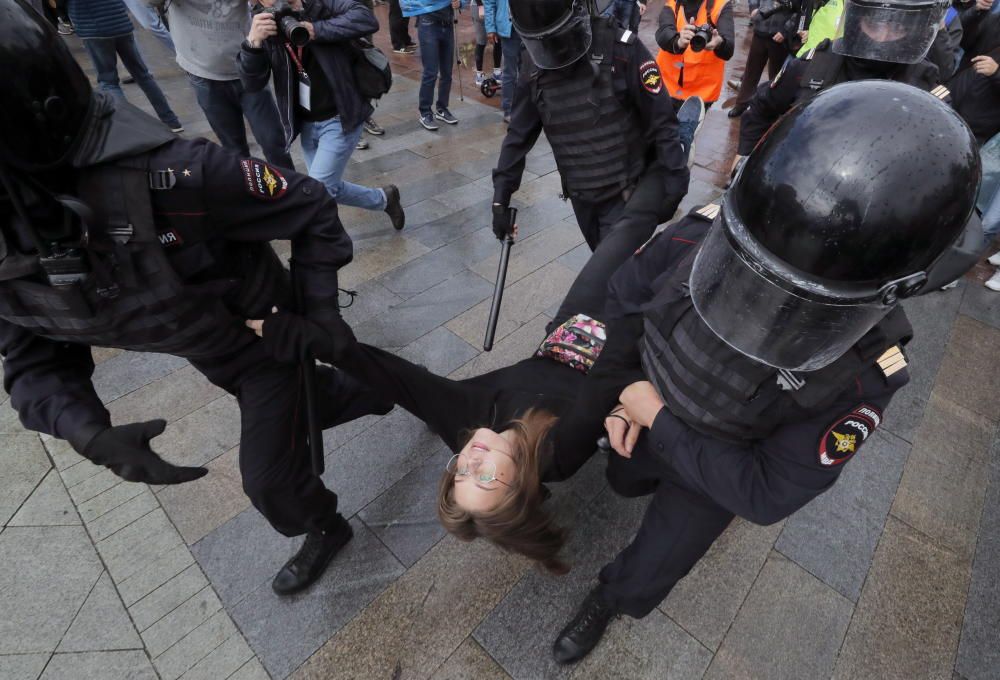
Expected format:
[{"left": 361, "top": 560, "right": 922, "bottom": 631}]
[
  {"left": 364, "top": 118, "right": 385, "bottom": 135},
  {"left": 434, "top": 108, "right": 459, "bottom": 125},
  {"left": 356, "top": 139, "right": 369, "bottom": 150},
  {"left": 383, "top": 184, "right": 405, "bottom": 230},
  {"left": 552, "top": 589, "right": 619, "bottom": 665},
  {"left": 121, "top": 74, "right": 135, "bottom": 84},
  {"left": 728, "top": 102, "right": 749, "bottom": 119},
  {"left": 419, "top": 114, "right": 439, "bottom": 131},
  {"left": 676, "top": 95, "right": 705, "bottom": 168},
  {"left": 271, "top": 515, "right": 354, "bottom": 596}
]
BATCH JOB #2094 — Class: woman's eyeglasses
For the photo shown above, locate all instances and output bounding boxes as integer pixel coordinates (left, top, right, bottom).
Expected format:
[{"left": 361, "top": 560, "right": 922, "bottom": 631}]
[{"left": 446, "top": 453, "right": 511, "bottom": 487}]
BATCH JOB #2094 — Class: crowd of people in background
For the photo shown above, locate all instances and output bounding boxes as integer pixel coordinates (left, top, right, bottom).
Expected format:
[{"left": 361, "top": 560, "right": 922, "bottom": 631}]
[{"left": 36, "top": 0, "right": 1000, "bottom": 290}]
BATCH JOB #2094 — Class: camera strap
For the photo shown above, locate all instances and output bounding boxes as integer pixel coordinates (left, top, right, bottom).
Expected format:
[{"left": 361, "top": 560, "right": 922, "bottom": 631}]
[{"left": 285, "top": 44, "right": 312, "bottom": 110}]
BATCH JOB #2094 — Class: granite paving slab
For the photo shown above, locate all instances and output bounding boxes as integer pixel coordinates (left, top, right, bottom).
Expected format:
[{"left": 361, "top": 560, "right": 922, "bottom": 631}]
[
  {"left": 405, "top": 203, "right": 495, "bottom": 250},
  {"left": 933, "top": 314, "right": 1000, "bottom": 423},
  {"left": 959, "top": 277, "right": 1000, "bottom": 330},
  {"left": 661, "top": 518, "right": 784, "bottom": 652},
  {"left": 0, "top": 653, "right": 49, "bottom": 680},
  {"left": 231, "top": 519, "right": 405, "bottom": 679},
  {"left": 470, "top": 222, "right": 584, "bottom": 286},
  {"left": 379, "top": 227, "right": 498, "bottom": 299},
  {"left": 776, "top": 428, "right": 911, "bottom": 601},
  {"left": 116, "top": 544, "right": 196, "bottom": 608},
  {"left": 129, "top": 563, "right": 209, "bottom": 633},
  {"left": 91, "top": 351, "right": 188, "bottom": 404},
  {"left": 157, "top": 447, "right": 249, "bottom": 545},
  {"left": 139, "top": 585, "right": 223, "bottom": 658},
  {"left": 705, "top": 553, "right": 853, "bottom": 680},
  {"left": 323, "top": 408, "right": 449, "bottom": 519},
  {"left": 890, "top": 392, "right": 994, "bottom": 563},
  {"left": 0, "top": 434, "right": 53, "bottom": 527},
  {"left": 882, "top": 289, "right": 966, "bottom": 443},
  {"left": 339, "top": 234, "right": 431, "bottom": 290},
  {"left": 955, "top": 450, "right": 1000, "bottom": 680},
  {"left": 151, "top": 609, "right": 243, "bottom": 680},
  {"left": 38, "top": 651, "right": 157, "bottom": 680},
  {"left": 57, "top": 572, "right": 143, "bottom": 653},
  {"left": 358, "top": 448, "right": 452, "bottom": 567},
  {"left": 448, "top": 314, "right": 551, "bottom": 380},
  {"left": 154, "top": 395, "right": 242, "bottom": 469},
  {"left": 292, "top": 535, "right": 526, "bottom": 680},
  {"left": 473, "top": 488, "right": 650, "bottom": 680},
  {"left": 96, "top": 508, "right": 186, "bottom": 584},
  {"left": 7, "top": 469, "right": 79, "bottom": 528},
  {"left": 177, "top": 630, "right": 255, "bottom": 680},
  {"left": 354, "top": 269, "right": 495, "bottom": 348},
  {"left": 0, "top": 526, "right": 103, "bottom": 654},
  {"left": 429, "top": 638, "right": 511, "bottom": 680},
  {"left": 106, "top": 365, "right": 226, "bottom": 428},
  {"left": 832, "top": 516, "right": 968, "bottom": 680},
  {"left": 340, "top": 280, "right": 404, "bottom": 328},
  {"left": 398, "top": 327, "right": 481, "bottom": 376}
]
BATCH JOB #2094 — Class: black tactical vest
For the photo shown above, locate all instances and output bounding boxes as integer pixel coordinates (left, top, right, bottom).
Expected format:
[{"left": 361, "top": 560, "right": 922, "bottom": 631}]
[
  {"left": 796, "top": 41, "right": 941, "bottom": 104},
  {"left": 530, "top": 18, "right": 648, "bottom": 202},
  {"left": 639, "top": 245, "right": 913, "bottom": 443},
  {"left": 0, "top": 154, "right": 289, "bottom": 359}
]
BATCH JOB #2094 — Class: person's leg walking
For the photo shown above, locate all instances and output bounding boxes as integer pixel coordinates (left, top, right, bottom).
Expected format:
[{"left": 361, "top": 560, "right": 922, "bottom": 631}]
[
  {"left": 307, "top": 117, "right": 387, "bottom": 210},
  {"left": 388, "top": 0, "right": 412, "bottom": 49},
  {"left": 82, "top": 38, "right": 124, "bottom": 97},
  {"left": 500, "top": 33, "right": 522, "bottom": 116},
  {"left": 765, "top": 41, "right": 789, "bottom": 80},
  {"left": 240, "top": 81, "right": 296, "bottom": 169},
  {"left": 188, "top": 74, "right": 253, "bottom": 157},
  {"left": 436, "top": 20, "right": 454, "bottom": 113},
  {"left": 122, "top": 0, "right": 175, "bottom": 53},
  {"left": 734, "top": 34, "right": 769, "bottom": 105},
  {"left": 115, "top": 34, "right": 182, "bottom": 129},
  {"left": 417, "top": 17, "right": 440, "bottom": 118}
]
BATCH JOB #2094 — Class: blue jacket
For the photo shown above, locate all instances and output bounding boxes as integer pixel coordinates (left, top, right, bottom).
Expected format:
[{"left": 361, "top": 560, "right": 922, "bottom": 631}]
[
  {"left": 400, "top": 0, "right": 466, "bottom": 18},
  {"left": 238, "top": 0, "right": 378, "bottom": 146},
  {"left": 483, "top": 0, "right": 511, "bottom": 37},
  {"left": 67, "top": 0, "right": 133, "bottom": 39}
]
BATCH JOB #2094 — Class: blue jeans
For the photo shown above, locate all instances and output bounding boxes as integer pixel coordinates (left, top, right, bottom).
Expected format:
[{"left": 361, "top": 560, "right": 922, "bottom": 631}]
[
  {"left": 982, "top": 185, "right": 1000, "bottom": 249},
  {"left": 122, "top": 0, "right": 175, "bottom": 54},
  {"left": 300, "top": 117, "right": 386, "bottom": 211},
  {"left": 500, "top": 33, "right": 522, "bottom": 115},
  {"left": 417, "top": 16, "right": 454, "bottom": 116},
  {"left": 187, "top": 75, "right": 295, "bottom": 169},
  {"left": 82, "top": 35, "right": 181, "bottom": 129}
]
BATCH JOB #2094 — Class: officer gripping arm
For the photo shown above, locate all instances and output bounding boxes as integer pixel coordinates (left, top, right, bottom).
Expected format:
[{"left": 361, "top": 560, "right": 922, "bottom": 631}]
[{"left": 491, "top": 66, "right": 544, "bottom": 235}]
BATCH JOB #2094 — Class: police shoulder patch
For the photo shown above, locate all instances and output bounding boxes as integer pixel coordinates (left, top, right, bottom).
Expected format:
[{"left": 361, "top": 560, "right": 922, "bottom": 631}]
[
  {"left": 640, "top": 60, "right": 663, "bottom": 94},
  {"left": 240, "top": 158, "right": 288, "bottom": 201},
  {"left": 818, "top": 404, "right": 882, "bottom": 467}
]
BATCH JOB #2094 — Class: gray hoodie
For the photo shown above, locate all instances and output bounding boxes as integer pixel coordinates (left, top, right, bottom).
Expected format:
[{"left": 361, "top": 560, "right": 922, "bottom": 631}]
[{"left": 151, "top": 0, "right": 249, "bottom": 80}]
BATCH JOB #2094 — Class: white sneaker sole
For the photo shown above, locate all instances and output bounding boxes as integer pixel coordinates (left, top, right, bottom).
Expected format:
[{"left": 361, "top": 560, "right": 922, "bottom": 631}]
[{"left": 988, "top": 252, "right": 1000, "bottom": 266}]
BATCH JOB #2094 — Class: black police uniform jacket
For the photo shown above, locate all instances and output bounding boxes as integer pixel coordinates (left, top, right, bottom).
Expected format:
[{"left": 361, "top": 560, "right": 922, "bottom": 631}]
[
  {"left": 0, "top": 137, "right": 352, "bottom": 454},
  {"left": 738, "top": 39, "right": 945, "bottom": 156},
  {"left": 605, "top": 206, "right": 911, "bottom": 525},
  {"left": 492, "top": 18, "right": 690, "bottom": 206}
]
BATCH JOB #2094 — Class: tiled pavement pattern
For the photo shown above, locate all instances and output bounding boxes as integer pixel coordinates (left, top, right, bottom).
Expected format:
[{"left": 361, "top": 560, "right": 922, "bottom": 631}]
[{"left": 2, "top": 3, "right": 1000, "bottom": 679}]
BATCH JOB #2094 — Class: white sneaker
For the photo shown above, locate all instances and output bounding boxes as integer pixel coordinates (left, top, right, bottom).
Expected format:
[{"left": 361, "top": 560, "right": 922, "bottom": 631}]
[
  {"left": 475, "top": 70, "right": 484, "bottom": 86},
  {"left": 986, "top": 269, "right": 1000, "bottom": 291},
  {"left": 988, "top": 251, "right": 1000, "bottom": 266},
  {"left": 493, "top": 68, "right": 502, "bottom": 80}
]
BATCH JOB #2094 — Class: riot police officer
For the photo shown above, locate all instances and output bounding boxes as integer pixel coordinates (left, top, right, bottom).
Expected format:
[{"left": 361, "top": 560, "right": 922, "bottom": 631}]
[
  {"left": 737, "top": 0, "right": 956, "bottom": 157},
  {"left": 491, "top": 0, "right": 692, "bottom": 259},
  {"left": 551, "top": 81, "right": 984, "bottom": 664},
  {"left": 0, "top": 0, "right": 390, "bottom": 596}
]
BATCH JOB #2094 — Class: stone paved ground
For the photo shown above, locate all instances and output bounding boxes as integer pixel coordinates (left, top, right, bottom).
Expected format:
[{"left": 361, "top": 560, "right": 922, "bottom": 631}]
[{"left": 2, "top": 3, "right": 1000, "bottom": 679}]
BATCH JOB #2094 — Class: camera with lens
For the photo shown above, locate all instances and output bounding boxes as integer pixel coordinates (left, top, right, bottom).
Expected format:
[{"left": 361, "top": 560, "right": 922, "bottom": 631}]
[
  {"left": 689, "top": 23, "right": 714, "bottom": 52},
  {"left": 253, "top": 0, "right": 310, "bottom": 47}
]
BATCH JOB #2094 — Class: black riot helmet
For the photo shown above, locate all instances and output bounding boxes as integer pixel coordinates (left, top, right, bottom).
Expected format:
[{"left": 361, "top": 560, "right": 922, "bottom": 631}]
[
  {"left": 691, "top": 81, "right": 981, "bottom": 372},
  {"left": 834, "top": 0, "right": 950, "bottom": 64},
  {"left": 0, "top": 0, "right": 93, "bottom": 171},
  {"left": 510, "top": 0, "right": 593, "bottom": 70}
]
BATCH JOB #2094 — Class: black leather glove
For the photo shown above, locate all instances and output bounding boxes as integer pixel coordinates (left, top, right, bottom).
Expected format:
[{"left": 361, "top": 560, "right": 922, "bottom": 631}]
[
  {"left": 259, "top": 310, "right": 356, "bottom": 365},
  {"left": 492, "top": 203, "right": 516, "bottom": 241},
  {"left": 82, "top": 420, "right": 208, "bottom": 485}
]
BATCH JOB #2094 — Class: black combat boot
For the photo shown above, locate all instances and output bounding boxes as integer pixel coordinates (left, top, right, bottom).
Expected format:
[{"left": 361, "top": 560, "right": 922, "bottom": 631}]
[
  {"left": 271, "top": 515, "right": 354, "bottom": 596},
  {"left": 552, "top": 588, "right": 619, "bottom": 664}
]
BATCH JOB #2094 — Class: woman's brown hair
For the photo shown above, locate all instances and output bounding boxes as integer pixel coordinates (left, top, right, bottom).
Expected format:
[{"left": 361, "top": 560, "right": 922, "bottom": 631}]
[{"left": 436, "top": 409, "right": 569, "bottom": 575}]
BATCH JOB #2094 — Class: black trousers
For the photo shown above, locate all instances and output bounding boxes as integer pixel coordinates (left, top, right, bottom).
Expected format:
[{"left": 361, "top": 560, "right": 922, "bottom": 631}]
[
  {"left": 389, "top": 0, "right": 413, "bottom": 49},
  {"left": 597, "top": 443, "right": 735, "bottom": 617},
  {"left": 569, "top": 165, "right": 686, "bottom": 252},
  {"left": 735, "top": 34, "right": 789, "bottom": 105},
  {"left": 193, "top": 348, "right": 365, "bottom": 537}
]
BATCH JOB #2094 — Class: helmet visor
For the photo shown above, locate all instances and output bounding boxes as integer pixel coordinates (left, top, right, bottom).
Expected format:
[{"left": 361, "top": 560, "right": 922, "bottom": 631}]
[
  {"left": 516, "top": 5, "right": 593, "bottom": 69},
  {"left": 834, "top": 0, "right": 946, "bottom": 64},
  {"left": 689, "top": 214, "right": 893, "bottom": 372}
]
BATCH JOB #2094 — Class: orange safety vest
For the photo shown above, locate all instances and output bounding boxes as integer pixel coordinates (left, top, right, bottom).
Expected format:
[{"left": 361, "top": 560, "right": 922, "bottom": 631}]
[{"left": 656, "top": 0, "right": 728, "bottom": 102}]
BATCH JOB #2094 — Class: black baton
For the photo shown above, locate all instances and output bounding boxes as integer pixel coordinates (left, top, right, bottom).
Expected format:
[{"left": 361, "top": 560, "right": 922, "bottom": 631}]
[
  {"left": 292, "top": 267, "right": 325, "bottom": 476},
  {"left": 484, "top": 208, "right": 516, "bottom": 351}
]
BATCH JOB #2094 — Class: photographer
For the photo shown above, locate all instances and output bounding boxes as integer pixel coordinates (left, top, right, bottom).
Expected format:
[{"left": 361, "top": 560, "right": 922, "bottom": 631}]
[
  {"left": 728, "top": 0, "right": 803, "bottom": 117},
  {"left": 238, "top": 0, "right": 406, "bottom": 230},
  {"left": 655, "top": 0, "right": 735, "bottom": 110}
]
